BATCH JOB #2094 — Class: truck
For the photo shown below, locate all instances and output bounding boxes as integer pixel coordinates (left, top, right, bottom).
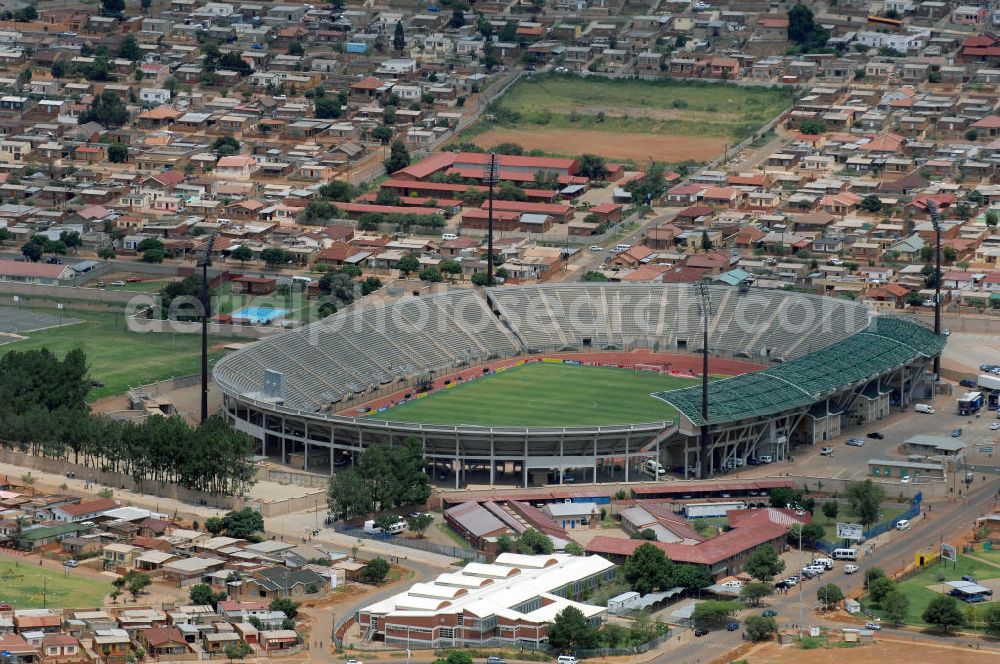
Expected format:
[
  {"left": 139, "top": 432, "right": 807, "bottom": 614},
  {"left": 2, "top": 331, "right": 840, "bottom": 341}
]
[{"left": 957, "top": 391, "right": 984, "bottom": 415}]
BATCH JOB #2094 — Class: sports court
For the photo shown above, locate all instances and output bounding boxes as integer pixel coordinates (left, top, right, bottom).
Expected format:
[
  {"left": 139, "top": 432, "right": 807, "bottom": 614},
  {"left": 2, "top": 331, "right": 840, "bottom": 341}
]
[
  {"left": 230, "top": 306, "right": 288, "bottom": 325},
  {"left": 0, "top": 306, "right": 80, "bottom": 344},
  {"left": 374, "top": 362, "right": 700, "bottom": 427}
]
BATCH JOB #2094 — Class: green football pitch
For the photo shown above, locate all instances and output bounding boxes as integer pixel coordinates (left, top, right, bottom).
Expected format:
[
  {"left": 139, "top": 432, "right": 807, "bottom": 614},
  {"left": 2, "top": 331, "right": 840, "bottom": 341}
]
[{"left": 373, "top": 362, "right": 699, "bottom": 427}]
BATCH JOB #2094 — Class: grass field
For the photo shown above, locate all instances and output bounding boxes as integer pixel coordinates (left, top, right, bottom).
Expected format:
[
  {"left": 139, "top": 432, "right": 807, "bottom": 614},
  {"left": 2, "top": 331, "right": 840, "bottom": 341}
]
[
  {"left": 0, "top": 554, "right": 108, "bottom": 608},
  {"left": 866, "top": 554, "right": 1000, "bottom": 628},
  {"left": 461, "top": 74, "right": 795, "bottom": 160},
  {"left": 0, "top": 308, "right": 234, "bottom": 399},
  {"left": 374, "top": 362, "right": 697, "bottom": 427}
]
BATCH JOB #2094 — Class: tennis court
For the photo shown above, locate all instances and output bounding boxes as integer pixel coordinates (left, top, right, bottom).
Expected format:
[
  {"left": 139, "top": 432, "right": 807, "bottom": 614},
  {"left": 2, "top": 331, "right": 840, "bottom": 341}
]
[{"left": 0, "top": 306, "right": 80, "bottom": 344}]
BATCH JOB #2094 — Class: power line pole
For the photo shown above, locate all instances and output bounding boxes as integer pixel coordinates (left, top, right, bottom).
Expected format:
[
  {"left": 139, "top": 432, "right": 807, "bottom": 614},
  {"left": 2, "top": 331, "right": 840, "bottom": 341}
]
[{"left": 483, "top": 153, "right": 500, "bottom": 286}]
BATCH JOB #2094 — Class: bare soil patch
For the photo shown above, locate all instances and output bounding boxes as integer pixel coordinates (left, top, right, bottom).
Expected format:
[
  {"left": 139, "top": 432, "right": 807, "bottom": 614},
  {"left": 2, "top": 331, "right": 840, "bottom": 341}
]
[{"left": 472, "top": 127, "right": 728, "bottom": 162}]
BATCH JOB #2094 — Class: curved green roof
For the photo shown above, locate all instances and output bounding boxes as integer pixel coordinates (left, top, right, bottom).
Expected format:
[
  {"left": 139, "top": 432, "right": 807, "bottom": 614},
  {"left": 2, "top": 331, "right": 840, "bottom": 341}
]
[{"left": 654, "top": 316, "right": 945, "bottom": 426}]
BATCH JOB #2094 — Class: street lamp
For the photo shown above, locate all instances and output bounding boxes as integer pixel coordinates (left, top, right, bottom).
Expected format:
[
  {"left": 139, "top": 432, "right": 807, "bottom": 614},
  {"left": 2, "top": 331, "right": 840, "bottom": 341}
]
[
  {"left": 483, "top": 153, "right": 500, "bottom": 286},
  {"left": 927, "top": 201, "right": 942, "bottom": 378},
  {"left": 693, "top": 282, "right": 712, "bottom": 479}
]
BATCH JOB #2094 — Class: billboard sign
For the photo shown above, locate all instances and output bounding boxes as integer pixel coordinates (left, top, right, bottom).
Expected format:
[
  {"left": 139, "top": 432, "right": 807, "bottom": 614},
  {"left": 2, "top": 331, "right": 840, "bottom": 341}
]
[
  {"left": 941, "top": 543, "right": 957, "bottom": 562},
  {"left": 836, "top": 523, "right": 864, "bottom": 540}
]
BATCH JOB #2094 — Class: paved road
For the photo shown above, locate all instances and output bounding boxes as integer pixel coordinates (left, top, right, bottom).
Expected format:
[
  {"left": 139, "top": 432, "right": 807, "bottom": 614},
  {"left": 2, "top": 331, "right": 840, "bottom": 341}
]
[{"left": 656, "top": 475, "right": 1000, "bottom": 663}]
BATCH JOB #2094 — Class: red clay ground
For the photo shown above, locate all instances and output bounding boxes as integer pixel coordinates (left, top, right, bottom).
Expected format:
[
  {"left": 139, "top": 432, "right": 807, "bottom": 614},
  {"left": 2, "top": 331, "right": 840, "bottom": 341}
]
[
  {"left": 339, "top": 350, "right": 762, "bottom": 417},
  {"left": 472, "top": 127, "right": 729, "bottom": 162}
]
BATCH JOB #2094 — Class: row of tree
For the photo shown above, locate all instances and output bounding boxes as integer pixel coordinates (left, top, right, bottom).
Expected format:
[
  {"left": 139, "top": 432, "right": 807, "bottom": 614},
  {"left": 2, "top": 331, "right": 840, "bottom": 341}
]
[
  {"left": 0, "top": 349, "right": 257, "bottom": 496},
  {"left": 326, "top": 439, "right": 431, "bottom": 520}
]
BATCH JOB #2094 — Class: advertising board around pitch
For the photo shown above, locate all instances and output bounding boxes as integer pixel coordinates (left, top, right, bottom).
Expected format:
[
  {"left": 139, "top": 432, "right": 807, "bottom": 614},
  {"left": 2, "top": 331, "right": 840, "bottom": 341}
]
[{"left": 836, "top": 522, "right": 864, "bottom": 540}]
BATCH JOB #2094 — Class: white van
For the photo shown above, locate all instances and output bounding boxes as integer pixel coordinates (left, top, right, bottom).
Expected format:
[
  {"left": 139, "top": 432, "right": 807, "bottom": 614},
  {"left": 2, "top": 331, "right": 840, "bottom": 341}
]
[
  {"left": 291, "top": 275, "right": 313, "bottom": 285},
  {"left": 832, "top": 548, "right": 858, "bottom": 560},
  {"left": 813, "top": 557, "right": 834, "bottom": 569},
  {"left": 844, "top": 563, "right": 860, "bottom": 574},
  {"left": 758, "top": 455, "right": 773, "bottom": 464},
  {"left": 895, "top": 519, "right": 910, "bottom": 531},
  {"left": 441, "top": 233, "right": 459, "bottom": 241},
  {"left": 914, "top": 404, "right": 935, "bottom": 414},
  {"left": 644, "top": 459, "right": 666, "bottom": 476},
  {"left": 615, "top": 243, "right": 632, "bottom": 253},
  {"left": 557, "top": 656, "right": 578, "bottom": 664}
]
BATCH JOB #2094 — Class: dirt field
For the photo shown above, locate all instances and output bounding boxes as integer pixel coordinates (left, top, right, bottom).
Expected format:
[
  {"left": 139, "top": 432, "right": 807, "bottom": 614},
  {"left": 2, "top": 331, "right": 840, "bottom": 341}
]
[
  {"left": 743, "top": 638, "right": 998, "bottom": 664},
  {"left": 472, "top": 127, "right": 729, "bottom": 162}
]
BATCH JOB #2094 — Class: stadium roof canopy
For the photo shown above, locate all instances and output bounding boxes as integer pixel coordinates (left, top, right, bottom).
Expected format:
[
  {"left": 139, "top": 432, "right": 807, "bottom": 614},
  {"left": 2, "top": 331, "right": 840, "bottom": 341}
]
[{"left": 654, "top": 317, "right": 945, "bottom": 426}]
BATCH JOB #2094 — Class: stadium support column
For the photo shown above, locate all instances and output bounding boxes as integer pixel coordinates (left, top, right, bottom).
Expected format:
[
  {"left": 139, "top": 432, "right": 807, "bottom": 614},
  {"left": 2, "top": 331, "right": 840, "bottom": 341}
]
[
  {"left": 694, "top": 283, "right": 712, "bottom": 480},
  {"left": 198, "top": 233, "right": 217, "bottom": 424},
  {"left": 928, "top": 201, "right": 942, "bottom": 378},
  {"left": 483, "top": 153, "right": 500, "bottom": 286}
]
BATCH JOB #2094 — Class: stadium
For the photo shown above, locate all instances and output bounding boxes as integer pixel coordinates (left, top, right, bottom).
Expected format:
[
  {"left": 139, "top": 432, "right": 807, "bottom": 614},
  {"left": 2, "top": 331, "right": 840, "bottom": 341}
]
[{"left": 213, "top": 283, "right": 946, "bottom": 487}]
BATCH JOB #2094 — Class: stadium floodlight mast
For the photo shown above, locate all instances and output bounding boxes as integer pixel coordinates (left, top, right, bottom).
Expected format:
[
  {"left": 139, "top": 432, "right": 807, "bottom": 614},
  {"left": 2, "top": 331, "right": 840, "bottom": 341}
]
[
  {"left": 198, "top": 232, "right": 217, "bottom": 424},
  {"left": 483, "top": 153, "right": 501, "bottom": 286},
  {"left": 693, "top": 282, "right": 712, "bottom": 480},
  {"left": 927, "top": 200, "right": 942, "bottom": 378}
]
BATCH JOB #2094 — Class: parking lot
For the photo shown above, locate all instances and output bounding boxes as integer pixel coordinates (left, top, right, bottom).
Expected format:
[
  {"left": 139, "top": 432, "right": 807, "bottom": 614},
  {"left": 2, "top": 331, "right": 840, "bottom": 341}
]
[{"left": 733, "top": 389, "right": 999, "bottom": 486}]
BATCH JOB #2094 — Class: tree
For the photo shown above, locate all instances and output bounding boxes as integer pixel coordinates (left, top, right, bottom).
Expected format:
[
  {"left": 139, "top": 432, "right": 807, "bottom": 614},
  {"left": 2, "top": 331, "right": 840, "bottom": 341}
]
[
  {"left": 799, "top": 118, "right": 826, "bottom": 135},
  {"left": 269, "top": 597, "right": 300, "bottom": 619},
  {"left": 223, "top": 641, "right": 251, "bottom": 660},
  {"left": 287, "top": 41, "right": 304, "bottom": 56},
  {"left": 516, "top": 528, "right": 553, "bottom": 555},
  {"left": 433, "top": 653, "right": 472, "bottom": 664},
  {"left": 407, "top": 513, "right": 433, "bottom": 537},
  {"left": 817, "top": 583, "right": 843, "bottom": 609},
  {"left": 494, "top": 142, "right": 524, "bottom": 156},
  {"left": 768, "top": 487, "right": 797, "bottom": 509},
  {"left": 548, "top": 606, "right": 599, "bottom": 650},
  {"left": 582, "top": 271, "right": 608, "bottom": 282},
  {"left": 393, "top": 20, "right": 405, "bottom": 53},
  {"left": 439, "top": 259, "right": 462, "bottom": 281},
  {"left": 983, "top": 603, "right": 1000, "bottom": 637},
  {"left": 691, "top": 601, "right": 739, "bottom": 629},
  {"left": 384, "top": 140, "right": 411, "bottom": 173},
  {"left": 496, "top": 534, "right": 514, "bottom": 553},
  {"left": 21, "top": 242, "right": 43, "bottom": 262},
  {"left": 788, "top": 3, "right": 829, "bottom": 52},
  {"left": 78, "top": 90, "right": 129, "bottom": 128},
  {"left": 743, "top": 615, "right": 777, "bottom": 642},
  {"left": 471, "top": 271, "right": 489, "bottom": 286},
  {"left": 319, "top": 180, "right": 358, "bottom": 202},
  {"left": 140, "top": 0, "right": 152, "bottom": 10},
  {"left": 300, "top": 200, "right": 340, "bottom": 224},
  {"left": 864, "top": 567, "right": 885, "bottom": 589},
  {"left": 396, "top": 254, "right": 420, "bottom": 276},
  {"left": 674, "top": 564, "right": 714, "bottom": 591},
  {"left": 220, "top": 508, "right": 264, "bottom": 539},
  {"left": 101, "top": 0, "right": 124, "bottom": 13},
  {"left": 98, "top": 246, "right": 116, "bottom": 260},
  {"left": 623, "top": 543, "right": 673, "bottom": 594},
  {"left": 14, "top": 5, "right": 38, "bottom": 20},
  {"left": 986, "top": 209, "right": 999, "bottom": 230},
  {"left": 744, "top": 547, "right": 785, "bottom": 583},
  {"left": 565, "top": 542, "right": 585, "bottom": 556},
  {"left": 822, "top": 501, "right": 839, "bottom": 520},
  {"left": 118, "top": 34, "right": 141, "bottom": 61},
  {"left": 371, "top": 125, "right": 393, "bottom": 144},
  {"left": 260, "top": 247, "right": 292, "bottom": 266},
  {"left": 365, "top": 557, "right": 390, "bottom": 585},
  {"left": 577, "top": 154, "right": 609, "bottom": 180},
  {"left": 189, "top": 583, "right": 226, "bottom": 607},
  {"left": 922, "top": 595, "right": 965, "bottom": 633},
  {"left": 204, "top": 517, "right": 225, "bottom": 535},
  {"left": 943, "top": 246, "right": 957, "bottom": 262},
  {"left": 108, "top": 143, "right": 128, "bottom": 163},
  {"left": 497, "top": 181, "right": 526, "bottom": 201},
  {"left": 882, "top": 589, "right": 910, "bottom": 626},
  {"left": 231, "top": 245, "right": 253, "bottom": 264},
  {"left": 419, "top": 267, "right": 443, "bottom": 283},
  {"left": 869, "top": 577, "right": 897, "bottom": 606},
  {"left": 845, "top": 480, "right": 885, "bottom": 526},
  {"left": 0, "top": 228, "right": 11, "bottom": 246},
  {"left": 212, "top": 136, "right": 240, "bottom": 157},
  {"left": 700, "top": 230, "right": 713, "bottom": 251},
  {"left": 314, "top": 97, "right": 342, "bottom": 119},
  {"left": 741, "top": 582, "right": 773, "bottom": 607},
  {"left": 860, "top": 194, "right": 883, "bottom": 213},
  {"left": 449, "top": 8, "right": 465, "bottom": 29},
  {"left": 142, "top": 248, "right": 164, "bottom": 263}
]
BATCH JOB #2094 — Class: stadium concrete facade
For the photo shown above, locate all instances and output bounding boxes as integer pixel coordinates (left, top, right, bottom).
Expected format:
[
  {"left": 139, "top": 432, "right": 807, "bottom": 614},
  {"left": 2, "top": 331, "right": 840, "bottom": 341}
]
[{"left": 213, "top": 284, "right": 946, "bottom": 486}]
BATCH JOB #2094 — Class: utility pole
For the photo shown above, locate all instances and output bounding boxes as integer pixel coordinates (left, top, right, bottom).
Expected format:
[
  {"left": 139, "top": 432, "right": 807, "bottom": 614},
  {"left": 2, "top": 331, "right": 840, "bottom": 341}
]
[
  {"left": 483, "top": 153, "right": 500, "bottom": 286},
  {"left": 198, "top": 233, "right": 217, "bottom": 423},
  {"left": 927, "top": 201, "right": 942, "bottom": 378},
  {"left": 694, "top": 283, "right": 712, "bottom": 480}
]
